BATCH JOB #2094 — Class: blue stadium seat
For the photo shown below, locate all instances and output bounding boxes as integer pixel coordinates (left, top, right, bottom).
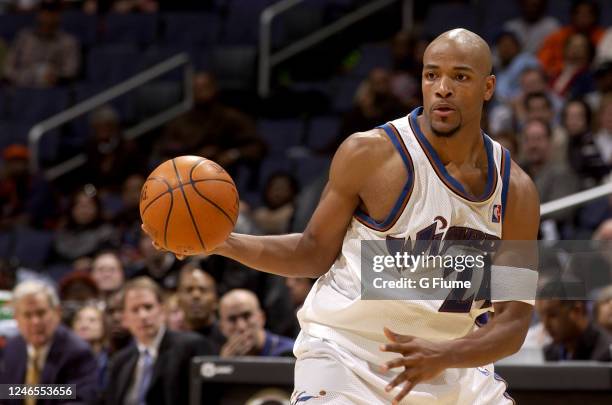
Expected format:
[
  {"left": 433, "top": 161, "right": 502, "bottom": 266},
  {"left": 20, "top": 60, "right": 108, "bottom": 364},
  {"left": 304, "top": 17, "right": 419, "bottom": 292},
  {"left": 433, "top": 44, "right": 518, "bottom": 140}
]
[
  {"left": 8, "top": 88, "right": 70, "bottom": 123},
  {"left": 480, "top": 0, "right": 520, "bottom": 44},
  {"left": 162, "top": 13, "right": 219, "bottom": 45},
  {"left": 306, "top": 116, "right": 341, "bottom": 151},
  {"left": 0, "top": 121, "right": 33, "bottom": 150},
  {"left": 74, "top": 83, "right": 133, "bottom": 123},
  {"left": 14, "top": 228, "right": 53, "bottom": 268},
  {"left": 211, "top": 46, "right": 257, "bottom": 90},
  {"left": 87, "top": 45, "right": 141, "bottom": 84},
  {"left": 257, "top": 119, "right": 304, "bottom": 155},
  {"left": 423, "top": 3, "right": 478, "bottom": 40},
  {"left": 61, "top": 11, "right": 97, "bottom": 46},
  {"left": 220, "top": 0, "right": 271, "bottom": 44},
  {"left": 352, "top": 44, "right": 393, "bottom": 77},
  {"left": 102, "top": 13, "right": 158, "bottom": 45},
  {"left": 545, "top": 0, "right": 572, "bottom": 25},
  {"left": 330, "top": 77, "right": 360, "bottom": 113},
  {"left": 294, "top": 155, "right": 331, "bottom": 187},
  {"left": 0, "top": 13, "right": 35, "bottom": 42}
]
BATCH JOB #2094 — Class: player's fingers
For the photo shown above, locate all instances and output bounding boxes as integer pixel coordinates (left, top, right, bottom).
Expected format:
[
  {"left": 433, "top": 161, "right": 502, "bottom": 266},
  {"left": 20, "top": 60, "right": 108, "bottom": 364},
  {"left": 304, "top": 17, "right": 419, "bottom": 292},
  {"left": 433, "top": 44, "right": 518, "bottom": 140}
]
[
  {"left": 380, "top": 342, "right": 414, "bottom": 354},
  {"left": 392, "top": 380, "right": 415, "bottom": 405},
  {"left": 382, "top": 355, "right": 419, "bottom": 371},
  {"left": 383, "top": 327, "right": 414, "bottom": 344},
  {"left": 385, "top": 371, "right": 407, "bottom": 392}
]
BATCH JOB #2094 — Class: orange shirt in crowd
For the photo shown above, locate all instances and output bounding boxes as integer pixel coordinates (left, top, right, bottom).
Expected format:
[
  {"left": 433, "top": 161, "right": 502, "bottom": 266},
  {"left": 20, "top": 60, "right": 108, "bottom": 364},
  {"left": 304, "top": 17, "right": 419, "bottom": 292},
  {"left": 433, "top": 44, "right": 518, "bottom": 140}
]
[{"left": 538, "top": 26, "right": 604, "bottom": 78}]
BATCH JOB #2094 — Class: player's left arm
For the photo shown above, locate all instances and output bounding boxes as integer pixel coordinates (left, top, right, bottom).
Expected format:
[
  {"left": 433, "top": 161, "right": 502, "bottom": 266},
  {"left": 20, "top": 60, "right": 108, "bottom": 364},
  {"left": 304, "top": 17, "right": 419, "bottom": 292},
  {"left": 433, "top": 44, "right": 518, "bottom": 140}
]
[{"left": 380, "top": 161, "right": 540, "bottom": 404}]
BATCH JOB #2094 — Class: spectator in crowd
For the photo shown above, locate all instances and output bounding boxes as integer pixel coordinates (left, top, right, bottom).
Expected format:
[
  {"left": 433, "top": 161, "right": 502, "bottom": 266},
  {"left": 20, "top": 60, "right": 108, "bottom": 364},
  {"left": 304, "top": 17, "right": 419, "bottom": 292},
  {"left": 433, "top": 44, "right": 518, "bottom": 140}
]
[
  {"left": 104, "top": 277, "right": 215, "bottom": 405},
  {"left": 594, "top": 284, "right": 612, "bottom": 335},
  {"left": 562, "top": 98, "right": 609, "bottom": 187},
  {"left": 72, "top": 305, "right": 109, "bottom": 387},
  {"left": 504, "top": 0, "right": 560, "bottom": 54},
  {"left": 537, "top": 291, "right": 612, "bottom": 361},
  {"left": 253, "top": 172, "right": 299, "bottom": 235},
  {"left": 389, "top": 31, "right": 420, "bottom": 108},
  {"left": 104, "top": 289, "right": 131, "bottom": 355},
  {"left": 0, "top": 280, "right": 98, "bottom": 403},
  {"left": 219, "top": 289, "right": 294, "bottom": 357},
  {"left": 586, "top": 60, "right": 612, "bottom": 111},
  {"left": 110, "top": 0, "right": 158, "bottom": 13},
  {"left": 594, "top": 93, "right": 612, "bottom": 166},
  {"left": 165, "top": 293, "right": 186, "bottom": 332},
  {"left": 58, "top": 270, "right": 99, "bottom": 324},
  {"left": 52, "top": 188, "right": 117, "bottom": 264},
  {"left": 113, "top": 174, "right": 146, "bottom": 250},
  {"left": 520, "top": 118, "right": 579, "bottom": 231},
  {"left": 551, "top": 33, "right": 595, "bottom": 98},
  {"left": 127, "top": 231, "right": 181, "bottom": 290},
  {"left": 577, "top": 193, "right": 612, "bottom": 236},
  {"left": 493, "top": 31, "right": 540, "bottom": 104},
  {"left": 0, "top": 144, "right": 58, "bottom": 230},
  {"left": 537, "top": 0, "right": 603, "bottom": 79},
  {"left": 91, "top": 250, "right": 125, "bottom": 297},
  {"left": 4, "top": 1, "right": 80, "bottom": 87},
  {"left": 494, "top": 131, "right": 519, "bottom": 157},
  {"left": 595, "top": 26, "right": 612, "bottom": 66},
  {"left": 155, "top": 72, "right": 265, "bottom": 177},
  {"left": 521, "top": 92, "right": 566, "bottom": 162},
  {"left": 82, "top": 106, "right": 145, "bottom": 193},
  {"left": 177, "top": 265, "right": 225, "bottom": 350},
  {"left": 333, "top": 68, "right": 405, "bottom": 151},
  {"left": 508, "top": 67, "right": 562, "bottom": 128}
]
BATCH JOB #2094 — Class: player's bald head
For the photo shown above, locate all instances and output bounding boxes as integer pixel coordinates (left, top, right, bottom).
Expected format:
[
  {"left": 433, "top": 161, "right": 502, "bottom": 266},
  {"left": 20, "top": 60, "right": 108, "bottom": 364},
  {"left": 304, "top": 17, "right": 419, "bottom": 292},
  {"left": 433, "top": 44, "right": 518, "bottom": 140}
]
[{"left": 425, "top": 29, "right": 492, "bottom": 76}]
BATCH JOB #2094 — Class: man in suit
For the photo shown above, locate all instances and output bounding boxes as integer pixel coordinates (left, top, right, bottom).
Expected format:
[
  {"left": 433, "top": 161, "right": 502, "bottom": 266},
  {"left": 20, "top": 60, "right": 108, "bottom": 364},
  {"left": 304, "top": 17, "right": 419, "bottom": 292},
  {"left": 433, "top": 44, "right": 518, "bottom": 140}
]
[
  {"left": 0, "top": 279, "right": 98, "bottom": 404},
  {"left": 104, "top": 277, "right": 215, "bottom": 405}
]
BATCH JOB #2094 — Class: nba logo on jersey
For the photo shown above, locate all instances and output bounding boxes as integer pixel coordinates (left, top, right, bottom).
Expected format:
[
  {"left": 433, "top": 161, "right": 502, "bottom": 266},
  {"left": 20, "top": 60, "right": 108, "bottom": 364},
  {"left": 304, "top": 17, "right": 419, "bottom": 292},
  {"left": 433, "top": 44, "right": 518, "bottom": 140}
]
[{"left": 492, "top": 204, "right": 501, "bottom": 223}]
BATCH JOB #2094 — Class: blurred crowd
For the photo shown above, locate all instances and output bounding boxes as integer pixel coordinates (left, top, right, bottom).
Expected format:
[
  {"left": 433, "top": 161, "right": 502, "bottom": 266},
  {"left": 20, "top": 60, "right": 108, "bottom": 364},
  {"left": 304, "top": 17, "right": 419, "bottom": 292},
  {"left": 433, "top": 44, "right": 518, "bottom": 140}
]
[{"left": 0, "top": 0, "right": 611, "bottom": 403}]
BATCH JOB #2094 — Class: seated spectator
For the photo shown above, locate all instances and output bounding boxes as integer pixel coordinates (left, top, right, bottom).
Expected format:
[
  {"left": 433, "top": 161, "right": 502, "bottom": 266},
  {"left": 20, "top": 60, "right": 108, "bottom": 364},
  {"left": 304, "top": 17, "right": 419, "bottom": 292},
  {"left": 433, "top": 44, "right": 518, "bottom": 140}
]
[
  {"left": 155, "top": 72, "right": 265, "bottom": 177},
  {"left": 127, "top": 231, "right": 181, "bottom": 290},
  {"left": 520, "top": 119, "right": 579, "bottom": 235},
  {"left": 58, "top": 270, "right": 100, "bottom": 324},
  {"left": 493, "top": 31, "right": 540, "bottom": 104},
  {"left": 4, "top": 1, "right": 80, "bottom": 87},
  {"left": 585, "top": 60, "right": 612, "bottom": 111},
  {"left": 504, "top": 0, "right": 560, "bottom": 54},
  {"left": 165, "top": 293, "right": 186, "bottom": 332},
  {"left": 511, "top": 67, "right": 563, "bottom": 127},
  {"left": 113, "top": 174, "right": 146, "bottom": 250},
  {"left": 521, "top": 92, "right": 567, "bottom": 163},
  {"left": 253, "top": 172, "right": 299, "bottom": 234},
  {"left": 104, "top": 289, "right": 131, "bottom": 355},
  {"left": 551, "top": 33, "right": 595, "bottom": 98},
  {"left": 52, "top": 188, "right": 118, "bottom": 264},
  {"left": 0, "top": 144, "right": 58, "bottom": 229},
  {"left": 91, "top": 250, "right": 125, "bottom": 297},
  {"left": 177, "top": 265, "right": 224, "bottom": 350},
  {"left": 219, "top": 289, "right": 294, "bottom": 357},
  {"left": 537, "top": 294, "right": 612, "bottom": 361},
  {"left": 82, "top": 106, "right": 146, "bottom": 193},
  {"left": 594, "top": 94, "right": 612, "bottom": 166},
  {"left": 595, "top": 26, "right": 612, "bottom": 66},
  {"left": 72, "top": 305, "right": 109, "bottom": 387},
  {"left": 537, "top": 0, "right": 604, "bottom": 79},
  {"left": 0, "top": 280, "right": 98, "bottom": 402},
  {"left": 389, "top": 31, "right": 420, "bottom": 108},
  {"left": 332, "top": 68, "right": 405, "bottom": 152},
  {"left": 594, "top": 285, "right": 612, "bottom": 334},
  {"left": 562, "top": 99, "right": 609, "bottom": 187},
  {"left": 111, "top": 0, "right": 158, "bottom": 13},
  {"left": 104, "top": 277, "right": 215, "bottom": 405}
]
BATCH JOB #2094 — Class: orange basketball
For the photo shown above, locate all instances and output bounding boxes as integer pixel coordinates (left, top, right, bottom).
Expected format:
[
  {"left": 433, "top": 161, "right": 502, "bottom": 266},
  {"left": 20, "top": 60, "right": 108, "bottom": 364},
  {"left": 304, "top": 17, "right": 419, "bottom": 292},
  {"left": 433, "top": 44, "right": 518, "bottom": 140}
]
[{"left": 139, "top": 156, "right": 239, "bottom": 255}]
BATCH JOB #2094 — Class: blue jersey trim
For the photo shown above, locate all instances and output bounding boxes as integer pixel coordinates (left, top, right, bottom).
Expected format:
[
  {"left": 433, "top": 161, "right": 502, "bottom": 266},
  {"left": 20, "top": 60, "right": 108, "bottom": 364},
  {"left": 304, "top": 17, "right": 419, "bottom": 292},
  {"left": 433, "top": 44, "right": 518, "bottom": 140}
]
[
  {"left": 354, "top": 122, "right": 414, "bottom": 231},
  {"left": 409, "top": 107, "right": 497, "bottom": 202},
  {"left": 501, "top": 147, "right": 511, "bottom": 222}
]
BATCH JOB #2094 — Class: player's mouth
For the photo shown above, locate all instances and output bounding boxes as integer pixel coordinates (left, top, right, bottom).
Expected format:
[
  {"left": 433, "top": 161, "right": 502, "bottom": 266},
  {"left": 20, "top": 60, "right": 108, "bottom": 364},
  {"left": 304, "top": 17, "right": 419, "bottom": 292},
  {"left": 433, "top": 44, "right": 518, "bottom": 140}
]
[{"left": 432, "top": 104, "right": 456, "bottom": 118}]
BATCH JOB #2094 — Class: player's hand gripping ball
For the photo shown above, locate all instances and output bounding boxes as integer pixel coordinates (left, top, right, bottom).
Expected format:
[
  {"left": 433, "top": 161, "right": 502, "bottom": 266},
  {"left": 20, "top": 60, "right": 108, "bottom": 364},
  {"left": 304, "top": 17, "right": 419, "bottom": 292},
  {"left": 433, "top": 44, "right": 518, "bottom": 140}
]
[{"left": 140, "top": 156, "right": 239, "bottom": 256}]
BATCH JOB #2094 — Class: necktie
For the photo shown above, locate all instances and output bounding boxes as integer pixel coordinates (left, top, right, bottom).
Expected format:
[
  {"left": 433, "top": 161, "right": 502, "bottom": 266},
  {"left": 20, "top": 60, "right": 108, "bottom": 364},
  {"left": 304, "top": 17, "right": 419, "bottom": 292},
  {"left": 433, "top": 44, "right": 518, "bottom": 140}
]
[
  {"left": 137, "top": 349, "right": 154, "bottom": 405},
  {"left": 24, "top": 349, "right": 41, "bottom": 405}
]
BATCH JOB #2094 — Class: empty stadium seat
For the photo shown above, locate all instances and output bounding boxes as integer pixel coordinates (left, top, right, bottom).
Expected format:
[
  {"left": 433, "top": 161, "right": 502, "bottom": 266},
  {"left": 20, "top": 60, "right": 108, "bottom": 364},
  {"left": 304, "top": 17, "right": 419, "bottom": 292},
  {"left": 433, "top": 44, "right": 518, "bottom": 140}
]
[
  {"left": 13, "top": 228, "right": 54, "bottom": 268},
  {"left": 0, "top": 121, "right": 33, "bottom": 150},
  {"left": 7, "top": 87, "right": 70, "bottom": 124},
  {"left": 220, "top": 0, "right": 271, "bottom": 44},
  {"left": 0, "top": 13, "right": 35, "bottom": 42},
  {"left": 61, "top": 11, "right": 97, "bottom": 46},
  {"left": 102, "top": 13, "right": 158, "bottom": 45},
  {"left": 162, "top": 13, "right": 219, "bottom": 45},
  {"left": 257, "top": 119, "right": 304, "bottom": 155},
  {"left": 352, "top": 43, "right": 393, "bottom": 77},
  {"left": 86, "top": 44, "right": 141, "bottom": 84},
  {"left": 423, "top": 3, "right": 478, "bottom": 40},
  {"left": 306, "top": 116, "right": 341, "bottom": 150},
  {"left": 211, "top": 46, "right": 257, "bottom": 90},
  {"left": 330, "top": 77, "right": 360, "bottom": 112}
]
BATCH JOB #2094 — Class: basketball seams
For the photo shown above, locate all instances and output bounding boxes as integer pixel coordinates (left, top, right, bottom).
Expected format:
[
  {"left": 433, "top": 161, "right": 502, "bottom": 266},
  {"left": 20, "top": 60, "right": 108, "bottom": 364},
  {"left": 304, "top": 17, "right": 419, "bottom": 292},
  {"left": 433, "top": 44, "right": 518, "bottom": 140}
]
[
  {"left": 189, "top": 162, "right": 237, "bottom": 227},
  {"left": 171, "top": 158, "right": 207, "bottom": 252},
  {"left": 140, "top": 175, "right": 174, "bottom": 249}
]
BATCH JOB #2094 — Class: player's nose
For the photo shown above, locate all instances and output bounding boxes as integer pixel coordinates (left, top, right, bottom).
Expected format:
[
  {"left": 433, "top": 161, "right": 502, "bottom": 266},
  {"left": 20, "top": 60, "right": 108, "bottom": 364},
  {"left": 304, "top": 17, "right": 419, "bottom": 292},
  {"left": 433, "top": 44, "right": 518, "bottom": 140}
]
[{"left": 435, "top": 76, "right": 453, "bottom": 98}]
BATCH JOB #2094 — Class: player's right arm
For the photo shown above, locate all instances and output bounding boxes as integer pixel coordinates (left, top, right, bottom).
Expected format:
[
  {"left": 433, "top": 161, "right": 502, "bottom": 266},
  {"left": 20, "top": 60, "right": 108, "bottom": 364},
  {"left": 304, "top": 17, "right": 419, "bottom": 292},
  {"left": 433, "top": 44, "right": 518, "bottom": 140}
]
[{"left": 211, "top": 131, "right": 387, "bottom": 278}]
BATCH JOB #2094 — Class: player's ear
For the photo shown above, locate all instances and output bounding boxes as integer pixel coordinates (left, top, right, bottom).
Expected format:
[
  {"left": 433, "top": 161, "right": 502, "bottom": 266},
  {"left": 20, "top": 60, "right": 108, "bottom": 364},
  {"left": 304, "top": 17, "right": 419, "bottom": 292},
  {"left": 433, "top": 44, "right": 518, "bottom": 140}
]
[{"left": 483, "top": 75, "right": 496, "bottom": 101}]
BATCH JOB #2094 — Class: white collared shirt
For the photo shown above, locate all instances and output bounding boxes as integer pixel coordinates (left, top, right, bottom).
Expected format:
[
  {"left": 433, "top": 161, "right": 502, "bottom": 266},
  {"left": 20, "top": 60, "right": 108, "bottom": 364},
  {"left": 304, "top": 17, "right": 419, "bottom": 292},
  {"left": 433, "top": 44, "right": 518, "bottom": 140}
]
[{"left": 125, "top": 326, "right": 166, "bottom": 405}]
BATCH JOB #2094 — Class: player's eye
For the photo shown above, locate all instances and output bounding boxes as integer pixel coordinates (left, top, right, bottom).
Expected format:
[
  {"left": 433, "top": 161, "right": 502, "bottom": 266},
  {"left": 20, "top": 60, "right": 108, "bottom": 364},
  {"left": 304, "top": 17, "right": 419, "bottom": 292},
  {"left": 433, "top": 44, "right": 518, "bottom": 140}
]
[
  {"left": 456, "top": 73, "right": 468, "bottom": 81},
  {"left": 425, "top": 71, "right": 436, "bottom": 80}
]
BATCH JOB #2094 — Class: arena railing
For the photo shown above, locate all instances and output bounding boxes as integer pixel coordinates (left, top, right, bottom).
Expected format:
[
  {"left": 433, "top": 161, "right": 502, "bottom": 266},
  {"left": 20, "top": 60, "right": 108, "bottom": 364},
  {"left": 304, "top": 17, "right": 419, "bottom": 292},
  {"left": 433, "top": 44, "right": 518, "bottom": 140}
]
[
  {"left": 28, "top": 53, "right": 194, "bottom": 179},
  {"left": 540, "top": 180, "right": 612, "bottom": 218},
  {"left": 258, "top": 0, "right": 414, "bottom": 98}
]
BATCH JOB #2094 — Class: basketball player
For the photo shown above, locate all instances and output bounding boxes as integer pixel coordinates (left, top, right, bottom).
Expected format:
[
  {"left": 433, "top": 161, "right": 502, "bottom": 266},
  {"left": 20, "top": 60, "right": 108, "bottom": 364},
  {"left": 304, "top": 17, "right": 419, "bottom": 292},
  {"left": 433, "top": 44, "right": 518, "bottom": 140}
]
[{"left": 145, "top": 29, "right": 539, "bottom": 404}]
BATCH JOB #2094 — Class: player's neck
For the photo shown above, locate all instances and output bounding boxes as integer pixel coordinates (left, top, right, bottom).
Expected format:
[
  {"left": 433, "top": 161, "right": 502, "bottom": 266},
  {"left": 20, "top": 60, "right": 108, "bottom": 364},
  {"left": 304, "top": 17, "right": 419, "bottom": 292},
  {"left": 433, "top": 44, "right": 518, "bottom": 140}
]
[{"left": 418, "top": 116, "right": 485, "bottom": 166}]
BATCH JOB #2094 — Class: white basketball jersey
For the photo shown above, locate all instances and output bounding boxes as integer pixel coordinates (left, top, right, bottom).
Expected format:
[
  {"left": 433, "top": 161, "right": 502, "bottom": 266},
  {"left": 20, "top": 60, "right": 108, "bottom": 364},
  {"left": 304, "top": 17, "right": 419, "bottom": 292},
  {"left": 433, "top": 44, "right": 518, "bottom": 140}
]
[{"left": 296, "top": 107, "right": 512, "bottom": 365}]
